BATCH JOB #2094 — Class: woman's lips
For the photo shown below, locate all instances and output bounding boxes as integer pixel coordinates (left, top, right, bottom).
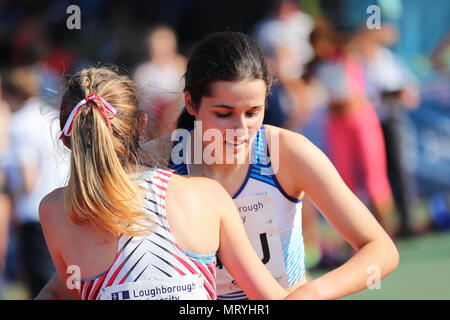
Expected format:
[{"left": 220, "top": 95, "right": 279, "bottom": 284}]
[{"left": 225, "top": 140, "right": 247, "bottom": 155}]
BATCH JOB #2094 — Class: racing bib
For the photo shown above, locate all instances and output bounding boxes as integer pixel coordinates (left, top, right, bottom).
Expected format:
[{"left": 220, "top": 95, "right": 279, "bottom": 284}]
[
  {"left": 217, "top": 193, "right": 288, "bottom": 296},
  {"left": 100, "top": 274, "right": 207, "bottom": 300}
]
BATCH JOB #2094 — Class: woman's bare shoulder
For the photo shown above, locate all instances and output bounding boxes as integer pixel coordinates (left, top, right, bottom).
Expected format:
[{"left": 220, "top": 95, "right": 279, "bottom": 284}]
[
  {"left": 169, "top": 174, "right": 225, "bottom": 201},
  {"left": 264, "top": 124, "right": 329, "bottom": 194},
  {"left": 167, "top": 174, "right": 231, "bottom": 215},
  {"left": 40, "top": 187, "right": 65, "bottom": 209},
  {"left": 39, "top": 187, "right": 67, "bottom": 228}
]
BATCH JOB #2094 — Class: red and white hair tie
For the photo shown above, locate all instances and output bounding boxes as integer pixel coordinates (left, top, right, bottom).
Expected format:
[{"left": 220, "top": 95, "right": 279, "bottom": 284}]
[{"left": 60, "top": 94, "right": 117, "bottom": 138}]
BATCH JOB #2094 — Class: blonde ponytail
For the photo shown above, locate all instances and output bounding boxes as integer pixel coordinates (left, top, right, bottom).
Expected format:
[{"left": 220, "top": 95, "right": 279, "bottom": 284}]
[{"left": 60, "top": 67, "right": 153, "bottom": 236}]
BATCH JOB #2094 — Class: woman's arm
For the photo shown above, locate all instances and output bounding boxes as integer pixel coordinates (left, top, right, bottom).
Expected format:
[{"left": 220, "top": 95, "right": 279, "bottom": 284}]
[
  {"left": 34, "top": 273, "right": 69, "bottom": 300},
  {"left": 274, "top": 127, "right": 399, "bottom": 299},
  {"left": 203, "top": 179, "right": 288, "bottom": 300},
  {"left": 39, "top": 190, "right": 81, "bottom": 300}
]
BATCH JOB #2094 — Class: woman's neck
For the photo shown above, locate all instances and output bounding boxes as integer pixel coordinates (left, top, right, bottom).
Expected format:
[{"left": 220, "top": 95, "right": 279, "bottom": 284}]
[
  {"left": 191, "top": 161, "right": 248, "bottom": 179},
  {"left": 126, "top": 163, "right": 150, "bottom": 178},
  {"left": 189, "top": 161, "right": 250, "bottom": 197}
]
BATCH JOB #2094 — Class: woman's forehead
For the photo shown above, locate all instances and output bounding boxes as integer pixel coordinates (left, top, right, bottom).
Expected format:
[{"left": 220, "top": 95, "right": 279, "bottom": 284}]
[{"left": 206, "top": 79, "right": 267, "bottom": 104}]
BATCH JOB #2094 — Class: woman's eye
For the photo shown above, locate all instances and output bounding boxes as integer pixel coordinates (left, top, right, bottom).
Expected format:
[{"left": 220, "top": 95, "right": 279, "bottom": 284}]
[
  {"left": 215, "top": 113, "right": 231, "bottom": 118},
  {"left": 246, "top": 111, "right": 259, "bottom": 117}
]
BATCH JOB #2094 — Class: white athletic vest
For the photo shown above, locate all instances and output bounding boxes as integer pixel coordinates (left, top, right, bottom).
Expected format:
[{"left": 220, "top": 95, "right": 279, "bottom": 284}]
[{"left": 170, "top": 125, "right": 305, "bottom": 300}]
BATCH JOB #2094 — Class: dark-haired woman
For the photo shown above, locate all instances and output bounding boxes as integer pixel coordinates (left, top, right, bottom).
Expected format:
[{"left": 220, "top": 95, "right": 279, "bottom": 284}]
[{"left": 140, "top": 31, "right": 399, "bottom": 300}]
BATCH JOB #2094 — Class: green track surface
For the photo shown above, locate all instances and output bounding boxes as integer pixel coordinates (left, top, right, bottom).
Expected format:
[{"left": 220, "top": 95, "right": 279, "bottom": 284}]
[{"left": 309, "top": 231, "right": 450, "bottom": 300}]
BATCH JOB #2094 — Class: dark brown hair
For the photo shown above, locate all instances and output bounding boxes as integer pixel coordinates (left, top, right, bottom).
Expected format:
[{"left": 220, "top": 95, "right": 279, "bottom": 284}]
[{"left": 177, "top": 31, "right": 272, "bottom": 129}]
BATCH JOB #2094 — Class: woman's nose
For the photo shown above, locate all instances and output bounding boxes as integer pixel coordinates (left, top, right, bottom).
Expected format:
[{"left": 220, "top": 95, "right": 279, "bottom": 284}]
[{"left": 230, "top": 115, "right": 248, "bottom": 138}]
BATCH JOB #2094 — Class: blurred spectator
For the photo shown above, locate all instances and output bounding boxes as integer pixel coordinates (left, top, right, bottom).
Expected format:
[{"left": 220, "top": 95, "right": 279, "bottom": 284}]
[
  {"left": 10, "top": 14, "right": 47, "bottom": 67},
  {"left": 431, "top": 32, "right": 450, "bottom": 77},
  {"left": 133, "top": 25, "right": 186, "bottom": 141},
  {"left": 41, "top": 23, "right": 76, "bottom": 77},
  {"left": 253, "top": 2, "right": 330, "bottom": 271},
  {"left": 254, "top": 0, "right": 314, "bottom": 79},
  {"left": 253, "top": 0, "right": 315, "bottom": 130},
  {"left": 0, "top": 75, "right": 12, "bottom": 299},
  {"left": 349, "top": 24, "right": 421, "bottom": 236},
  {"left": 2, "top": 66, "right": 70, "bottom": 298},
  {"left": 300, "top": 19, "right": 336, "bottom": 151},
  {"left": 309, "top": 21, "right": 397, "bottom": 234}
]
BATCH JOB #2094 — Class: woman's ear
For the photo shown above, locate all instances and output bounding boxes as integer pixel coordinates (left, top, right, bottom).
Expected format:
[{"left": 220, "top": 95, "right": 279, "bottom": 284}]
[
  {"left": 139, "top": 112, "right": 148, "bottom": 139},
  {"left": 185, "top": 92, "right": 197, "bottom": 116}
]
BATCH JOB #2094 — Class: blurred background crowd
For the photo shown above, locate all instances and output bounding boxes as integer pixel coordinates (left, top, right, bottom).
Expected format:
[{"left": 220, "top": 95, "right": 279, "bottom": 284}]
[{"left": 0, "top": 0, "right": 449, "bottom": 299}]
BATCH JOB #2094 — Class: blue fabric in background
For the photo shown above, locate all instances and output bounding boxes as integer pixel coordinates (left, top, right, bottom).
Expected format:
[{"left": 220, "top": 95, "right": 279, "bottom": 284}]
[
  {"left": 390, "top": 0, "right": 450, "bottom": 80},
  {"left": 404, "top": 79, "right": 450, "bottom": 196},
  {"left": 320, "top": 0, "right": 449, "bottom": 79}
]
